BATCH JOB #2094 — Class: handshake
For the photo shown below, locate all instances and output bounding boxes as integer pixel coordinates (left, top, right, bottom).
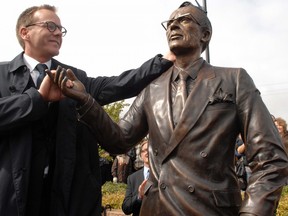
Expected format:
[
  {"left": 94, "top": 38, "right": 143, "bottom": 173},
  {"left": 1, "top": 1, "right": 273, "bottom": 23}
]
[{"left": 38, "top": 66, "right": 89, "bottom": 105}]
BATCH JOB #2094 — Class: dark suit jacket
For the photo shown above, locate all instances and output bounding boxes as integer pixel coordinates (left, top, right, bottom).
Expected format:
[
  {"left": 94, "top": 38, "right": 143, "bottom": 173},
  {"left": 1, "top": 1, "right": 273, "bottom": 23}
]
[
  {"left": 80, "top": 59, "right": 288, "bottom": 216},
  {"left": 122, "top": 168, "right": 144, "bottom": 216},
  {"left": 0, "top": 52, "right": 172, "bottom": 216}
]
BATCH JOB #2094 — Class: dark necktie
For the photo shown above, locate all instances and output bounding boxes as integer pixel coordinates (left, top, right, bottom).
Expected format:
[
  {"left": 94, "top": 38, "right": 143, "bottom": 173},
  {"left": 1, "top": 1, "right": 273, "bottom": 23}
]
[
  {"left": 36, "top": 64, "right": 48, "bottom": 88},
  {"left": 173, "top": 70, "right": 189, "bottom": 126}
]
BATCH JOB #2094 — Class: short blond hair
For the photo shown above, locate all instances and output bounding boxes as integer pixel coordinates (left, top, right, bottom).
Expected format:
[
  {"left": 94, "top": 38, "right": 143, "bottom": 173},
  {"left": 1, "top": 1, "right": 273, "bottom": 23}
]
[
  {"left": 16, "top": 5, "right": 57, "bottom": 49},
  {"left": 140, "top": 139, "right": 148, "bottom": 152}
]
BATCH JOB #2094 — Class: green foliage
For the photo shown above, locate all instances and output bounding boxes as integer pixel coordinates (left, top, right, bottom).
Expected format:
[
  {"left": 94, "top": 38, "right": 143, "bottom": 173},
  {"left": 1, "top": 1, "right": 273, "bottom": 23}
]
[
  {"left": 102, "top": 184, "right": 288, "bottom": 214},
  {"left": 282, "top": 185, "right": 288, "bottom": 194},
  {"left": 102, "top": 181, "right": 127, "bottom": 209},
  {"left": 99, "top": 100, "right": 130, "bottom": 161},
  {"left": 277, "top": 186, "right": 288, "bottom": 216},
  {"left": 99, "top": 100, "right": 130, "bottom": 207},
  {"left": 103, "top": 100, "right": 129, "bottom": 123},
  {"left": 98, "top": 145, "right": 114, "bottom": 162}
]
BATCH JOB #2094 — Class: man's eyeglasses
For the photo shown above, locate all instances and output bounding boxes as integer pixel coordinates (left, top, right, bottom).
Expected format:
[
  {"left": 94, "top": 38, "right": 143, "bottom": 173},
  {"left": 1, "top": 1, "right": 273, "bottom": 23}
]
[
  {"left": 26, "top": 21, "right": 67, "bottom": 37},
  {"left": 161, "top": 13, "right": 200, "bottom": 31}
]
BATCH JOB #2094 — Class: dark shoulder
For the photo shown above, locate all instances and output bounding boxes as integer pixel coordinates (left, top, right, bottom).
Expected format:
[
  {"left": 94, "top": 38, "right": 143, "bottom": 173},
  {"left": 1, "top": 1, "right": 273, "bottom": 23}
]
[
  {"left": 127, "top": 168, "right": 143, "bottom": 180},
  {"left": 51, "top": 59, "right": 78, "bottom": 72},
  {"left": 212, "top": 65, "right": 245, "bottom": 74},
  {"left": 51, "top": 58, "right": 87, "bottom": 79}
]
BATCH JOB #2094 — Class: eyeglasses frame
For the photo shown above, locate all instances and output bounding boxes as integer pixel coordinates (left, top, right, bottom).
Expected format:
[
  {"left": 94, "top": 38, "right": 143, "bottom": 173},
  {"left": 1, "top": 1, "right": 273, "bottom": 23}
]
[
  {"left": 161, "top": 13, "right": 201, "bottom": 31},
  {"left": 26, "top": 21, "right": 67, "bottom": 37}
]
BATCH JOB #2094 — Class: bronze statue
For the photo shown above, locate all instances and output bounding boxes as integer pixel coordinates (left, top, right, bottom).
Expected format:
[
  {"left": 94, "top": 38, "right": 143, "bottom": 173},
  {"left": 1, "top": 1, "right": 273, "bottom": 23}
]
[{"left": 46, "top": 1, "right": 288, "bottom": 215}]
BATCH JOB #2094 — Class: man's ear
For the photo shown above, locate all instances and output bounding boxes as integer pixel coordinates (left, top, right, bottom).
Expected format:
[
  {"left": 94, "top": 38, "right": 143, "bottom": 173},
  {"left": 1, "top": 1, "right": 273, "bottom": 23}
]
[
  {"left": 201, "top": 29, "right": 211, "bottom": 44},
  {"left": 20, "top": 27, "right": 30, "bottom": 40}
]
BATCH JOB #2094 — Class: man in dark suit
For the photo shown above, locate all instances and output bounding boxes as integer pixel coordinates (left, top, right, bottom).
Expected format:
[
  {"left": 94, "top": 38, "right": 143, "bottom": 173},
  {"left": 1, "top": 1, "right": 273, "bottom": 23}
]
[
  {"left": 0, "top": 4, "right": 173, "bottom": 216},
  {"left": 49, "top": 1, "right": 288, "bottom": 216},
  {"left": 122, "top": 140, "right": 149, "bottom": 216}
]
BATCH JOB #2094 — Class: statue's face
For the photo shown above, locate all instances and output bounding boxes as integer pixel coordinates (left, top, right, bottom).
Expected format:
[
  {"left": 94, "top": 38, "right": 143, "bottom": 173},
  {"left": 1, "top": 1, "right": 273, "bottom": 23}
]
[{"left": 163, "top": 6, "right": 211, "bottom": 55}]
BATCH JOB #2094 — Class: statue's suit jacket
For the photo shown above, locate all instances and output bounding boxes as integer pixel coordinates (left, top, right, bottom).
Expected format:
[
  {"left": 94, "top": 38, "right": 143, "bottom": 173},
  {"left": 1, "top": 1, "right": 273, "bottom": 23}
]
[{"left": 81, "top": 60, "right": 288, "bottom": 216}]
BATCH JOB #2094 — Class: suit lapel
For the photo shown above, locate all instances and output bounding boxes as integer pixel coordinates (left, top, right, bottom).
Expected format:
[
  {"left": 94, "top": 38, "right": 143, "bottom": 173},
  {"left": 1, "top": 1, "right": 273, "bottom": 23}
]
[
  {"left": 14, "top": 68, "right": 32, "bottom": 94},
  {"left": 9, "top": 54, "right": 32, "bottom": 94},
  {"left": 136, "top": 168, "right": 145, "bottom": 186},
  {"left": 149, "top": 67, "right": 174, "bottom": 144},
  {"left": 161, "top": 63, "right": 222, "bottom": 164}
]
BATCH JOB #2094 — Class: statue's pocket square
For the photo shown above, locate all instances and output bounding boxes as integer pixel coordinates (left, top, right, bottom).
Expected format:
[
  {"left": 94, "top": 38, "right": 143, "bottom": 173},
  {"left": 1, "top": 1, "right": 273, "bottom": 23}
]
[{"left": 208, "top": 88, "right": 234, "bottom": 105}]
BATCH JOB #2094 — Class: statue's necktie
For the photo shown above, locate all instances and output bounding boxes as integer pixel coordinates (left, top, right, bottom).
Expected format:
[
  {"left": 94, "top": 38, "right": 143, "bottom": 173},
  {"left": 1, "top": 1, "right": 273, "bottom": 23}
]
[
  {"left": 173, "top": 70, "right": 189, "bottom": 126},
  {"left": 36, "top": 63, "right": 48, "bottom": 88}
]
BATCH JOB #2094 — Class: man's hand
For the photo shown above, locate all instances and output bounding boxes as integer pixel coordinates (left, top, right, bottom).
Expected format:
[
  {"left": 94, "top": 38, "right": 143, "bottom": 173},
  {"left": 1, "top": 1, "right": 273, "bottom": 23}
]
[
  {"left": 237, "top": 143, "right": 245, "bottom": 154},
  {"left": 163, "top": 51, "right": 176, "bottom": 63},
  {"left": 138, "top": 179, "right": 148, "bottom": 200},
  {"left": 38, "top": 72, "right": 64, "bottom": 102},
  {"left": 46, "top": 66, "right": 89, "bottom": 105}
]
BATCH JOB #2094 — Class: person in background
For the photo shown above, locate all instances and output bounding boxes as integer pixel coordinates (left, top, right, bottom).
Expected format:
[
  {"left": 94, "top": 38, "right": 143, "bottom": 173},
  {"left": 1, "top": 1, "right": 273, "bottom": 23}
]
[
  {"left": 235, "top": 135, "right": 251, "bottom": 191},
  {"left": 0, "top": 4, "right": 174, "bottom": 216},
  {"left": 46, "top": 1, "right": 288, "bottom": 215},
  {"left": 127, "top": 146, "right": 137, "bottom": 173},
  {"left": 99, "top": 150, "right": 113, "bottom": 185},
  {"left": 122, "top": 140, "right": 149, "bottom": 216},
  {"left": 133, "top": 143, "right": 145, "bottom": 171},
  {"left": 274, "top": 117, "right": 288, "bottom": 153},
  {"left": 273, "top": 117, "right": 288, "bottom": 216},
  {"left": 111, "top": 153, "right": 133, "bottom": 184}
]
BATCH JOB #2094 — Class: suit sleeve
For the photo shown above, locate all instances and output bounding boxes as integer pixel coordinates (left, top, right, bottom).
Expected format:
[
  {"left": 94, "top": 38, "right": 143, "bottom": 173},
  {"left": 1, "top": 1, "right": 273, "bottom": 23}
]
[
  {"left": 81, "top": 54, "right": 173, "bottom": 105},
  {"left": 236, "top": 69, "right": 288, "bottom": 215},
  {"left": 122, "top": 174, "right": 142, "bottom": 215},
  {"left": 76, "top": 88, "right": 147, "bottom": 154},
  {"left": 0, "top": 88, "right": 48, "bottom": 131}
]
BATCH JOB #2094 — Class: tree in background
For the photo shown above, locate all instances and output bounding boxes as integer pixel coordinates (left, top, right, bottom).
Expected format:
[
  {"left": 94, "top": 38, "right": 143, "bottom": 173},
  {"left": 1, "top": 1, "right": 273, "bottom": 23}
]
[
  {"left": 103, "top": 100, "right": 130, "bottom": 123},
  {"left": 98, "top": 100, "right": 130, "bottom": 184},
  {"left": 99, "top": 99, "right": 130, "bottom": 159}
]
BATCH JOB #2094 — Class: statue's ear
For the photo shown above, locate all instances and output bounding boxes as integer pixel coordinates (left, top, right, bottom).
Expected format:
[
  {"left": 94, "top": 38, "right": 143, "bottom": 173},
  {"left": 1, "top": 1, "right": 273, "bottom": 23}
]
[{"left": 201, "top": 29, "right": 211, "bottom": 44}]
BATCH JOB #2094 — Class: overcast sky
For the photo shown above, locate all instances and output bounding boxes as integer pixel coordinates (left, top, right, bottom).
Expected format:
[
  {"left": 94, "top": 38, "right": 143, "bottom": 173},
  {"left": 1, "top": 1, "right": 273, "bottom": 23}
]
[{"left": 1, "top": 0, "right": 288, "bottom": 120}]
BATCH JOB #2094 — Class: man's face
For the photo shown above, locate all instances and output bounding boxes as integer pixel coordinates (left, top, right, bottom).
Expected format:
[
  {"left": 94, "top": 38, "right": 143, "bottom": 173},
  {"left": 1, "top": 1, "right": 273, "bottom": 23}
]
[
  {"left": 140, "top": 143, "right": 149, "bottom": 166},
  {"left": 23, "top": 9, "right": 63, "bottom": 60},
  {"left": 275, "top": 121, "right": 284, "bottom": 134},
  {"left": 165, "top": 6, "right": 203, "bottom": 55}
]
